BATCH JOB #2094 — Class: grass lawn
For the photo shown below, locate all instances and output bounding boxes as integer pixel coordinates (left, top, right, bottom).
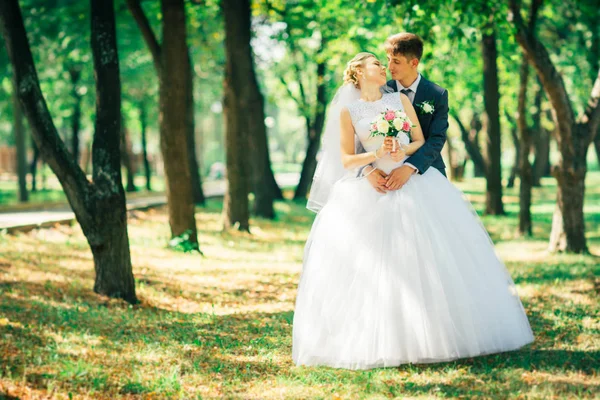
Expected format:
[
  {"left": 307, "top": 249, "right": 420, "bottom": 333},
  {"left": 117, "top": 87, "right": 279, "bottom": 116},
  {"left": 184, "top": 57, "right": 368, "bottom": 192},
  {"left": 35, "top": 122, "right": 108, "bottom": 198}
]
[{"left": 0, "top": 174, "right": 599, "bottom": 399}]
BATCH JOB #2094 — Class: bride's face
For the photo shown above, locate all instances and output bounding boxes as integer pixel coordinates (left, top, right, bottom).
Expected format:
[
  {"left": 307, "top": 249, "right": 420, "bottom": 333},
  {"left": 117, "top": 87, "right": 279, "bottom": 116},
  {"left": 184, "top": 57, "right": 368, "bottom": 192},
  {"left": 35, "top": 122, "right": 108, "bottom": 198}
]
[{"left": 359, "top": 57, "right": 387, "bottom": 87}]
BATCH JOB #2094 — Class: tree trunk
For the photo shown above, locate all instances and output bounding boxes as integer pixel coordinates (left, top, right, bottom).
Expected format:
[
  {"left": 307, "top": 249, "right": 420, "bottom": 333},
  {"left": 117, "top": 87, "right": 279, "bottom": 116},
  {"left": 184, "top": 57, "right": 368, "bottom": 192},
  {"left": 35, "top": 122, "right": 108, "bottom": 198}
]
[
  {"left": 88, "top": 0, "right": 137, "bottom": 302},
  {"left": 221, "top": 0, "right": 254, "bottom": 231},
  {"left": 127, "top": 0, "right": 199, "bottom": 245},
  {"left": 294, "top": 58, "right": 327, "bottom": 200},
  {"left": 120, "top": 116, "right": 137, "bottom": 192},
  {"left": 139, "top": 101, "right": 152, "bottom": 191},
  {"left": 29, "top": 137, "right": 39, "bottom": 192},
  {"left": 12, "top": 73, "right": 28, "bottom": 202},
  {"left": 532, "top": 127, "right": 551, "bottom": 185},
  {"left": 549, "top": 156, "right": 587, "bottom": 253},
  {"left": 250, "top": 88, "right": 276, "bottom": 219},
  {"left": 517, "top": 57, "right": 534, "bottom": 236},
  {"left": 186, "top": 48, "right": 205, "bottom": 205},
  {"left": 160, "top": 0, "right": 199, "bottom": 244},
  {"left": 470, "top": 115, "right": 486, "bottom": 177},
  {"left": 481, "top": 28, "right": 505, "bottom": 215},
  {"left": 507, "top": 118, "right": 520, "bottom": 189},
  {"left": 0, "top": 0, "right": 138, "bottom": 302},
  {"left": 69, "top": 66, "right": 83, "bottom": 166}
]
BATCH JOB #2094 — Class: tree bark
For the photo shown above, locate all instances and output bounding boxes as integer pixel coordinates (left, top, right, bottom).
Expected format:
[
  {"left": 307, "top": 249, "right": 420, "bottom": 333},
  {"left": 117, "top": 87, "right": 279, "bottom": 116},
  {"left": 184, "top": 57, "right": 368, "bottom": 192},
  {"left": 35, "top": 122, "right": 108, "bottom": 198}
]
[
  {"left": 221, "top": 0, "right": 254, "bottom": 230},
  {"left": 12, "top": 72, "right": 28, "bottom": 202},
  {"left": 481, "top": 27, "right": 505, "bottom": 215},
  {"left": 139, "top": 101, "right": 152, "bottom": 191},
  {"left": 510, "top": 0, "right": 600, "bottom": 253},
  {"left": 294, "top": 56, "right": 327, "bottom": 200},
  {"left": 69, "top": 66, "right": 83, "bottom": 166},
  {"left": 186, "top": 48, "right": 205, "bottom": 205},
  {"left": 0, "top": 0, "right": 137, "bottom": 302},
  {"left": 160, "top": 0, "right": 199, "bottom": 243}
]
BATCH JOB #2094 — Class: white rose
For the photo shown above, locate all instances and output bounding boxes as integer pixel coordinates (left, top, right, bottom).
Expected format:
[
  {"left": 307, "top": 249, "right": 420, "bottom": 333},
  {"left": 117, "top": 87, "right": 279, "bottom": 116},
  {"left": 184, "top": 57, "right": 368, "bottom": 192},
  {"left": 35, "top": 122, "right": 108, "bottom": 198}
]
[
  {"left": 393, "top": 118, "right": 403, "bottom": 130},
  {"left": 376, "top": 120, "right": 390, "bottom": 134},
  {"left": 422, "top": 103, "right": 434, "bottom": 113}
]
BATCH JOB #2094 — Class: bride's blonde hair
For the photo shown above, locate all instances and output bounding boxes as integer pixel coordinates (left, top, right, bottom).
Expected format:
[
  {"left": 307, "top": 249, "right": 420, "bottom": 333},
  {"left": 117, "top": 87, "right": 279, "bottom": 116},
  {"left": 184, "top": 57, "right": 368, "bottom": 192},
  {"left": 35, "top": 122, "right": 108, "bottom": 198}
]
[{"left": 343, "top": 52, "right": 376, "bottom": 88}]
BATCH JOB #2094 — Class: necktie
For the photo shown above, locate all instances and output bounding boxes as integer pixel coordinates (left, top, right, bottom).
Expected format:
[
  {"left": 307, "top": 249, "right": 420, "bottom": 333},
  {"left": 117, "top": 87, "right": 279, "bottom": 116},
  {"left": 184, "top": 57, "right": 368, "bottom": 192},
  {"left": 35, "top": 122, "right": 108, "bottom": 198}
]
[{"left": 401, "top": 88, "right": 412, "bottom": 96}]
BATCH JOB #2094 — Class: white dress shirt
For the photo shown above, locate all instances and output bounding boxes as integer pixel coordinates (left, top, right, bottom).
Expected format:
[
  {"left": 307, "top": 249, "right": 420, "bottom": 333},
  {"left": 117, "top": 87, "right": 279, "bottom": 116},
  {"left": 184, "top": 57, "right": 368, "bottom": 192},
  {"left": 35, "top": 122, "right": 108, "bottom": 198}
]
[{"left": 396, "top": 73, "right": 421, "bottom": 104}]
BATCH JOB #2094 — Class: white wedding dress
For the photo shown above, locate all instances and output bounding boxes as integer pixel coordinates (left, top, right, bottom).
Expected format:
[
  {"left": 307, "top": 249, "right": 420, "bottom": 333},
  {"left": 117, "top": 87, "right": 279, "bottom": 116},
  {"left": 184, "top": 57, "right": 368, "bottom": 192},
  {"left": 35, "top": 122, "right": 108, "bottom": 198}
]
[{"left": 292, "top": 92, "right": 534, "bottom": 370}]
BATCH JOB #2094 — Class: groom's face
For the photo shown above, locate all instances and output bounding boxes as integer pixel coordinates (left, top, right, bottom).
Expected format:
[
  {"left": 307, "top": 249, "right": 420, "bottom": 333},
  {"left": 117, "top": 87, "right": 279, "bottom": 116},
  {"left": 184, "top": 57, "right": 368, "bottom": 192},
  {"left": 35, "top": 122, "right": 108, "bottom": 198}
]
[{"left": 386, "top": 53, "right": 419, "bottom": 81}]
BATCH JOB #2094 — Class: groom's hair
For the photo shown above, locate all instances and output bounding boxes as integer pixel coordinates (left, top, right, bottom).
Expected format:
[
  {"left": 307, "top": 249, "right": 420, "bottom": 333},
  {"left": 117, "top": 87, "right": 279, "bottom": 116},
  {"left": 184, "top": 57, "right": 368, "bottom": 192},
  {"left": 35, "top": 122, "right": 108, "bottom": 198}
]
[{"left": 384, "top": 33, "right": 423, "bottom": 61}]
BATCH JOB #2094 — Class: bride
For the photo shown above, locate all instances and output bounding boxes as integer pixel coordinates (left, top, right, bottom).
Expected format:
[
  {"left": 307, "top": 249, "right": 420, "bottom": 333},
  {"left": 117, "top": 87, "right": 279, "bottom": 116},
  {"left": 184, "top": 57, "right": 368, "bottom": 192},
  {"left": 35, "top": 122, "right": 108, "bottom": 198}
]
[{"left": 292, "top": 52, "right": 534, "bottom": 370}]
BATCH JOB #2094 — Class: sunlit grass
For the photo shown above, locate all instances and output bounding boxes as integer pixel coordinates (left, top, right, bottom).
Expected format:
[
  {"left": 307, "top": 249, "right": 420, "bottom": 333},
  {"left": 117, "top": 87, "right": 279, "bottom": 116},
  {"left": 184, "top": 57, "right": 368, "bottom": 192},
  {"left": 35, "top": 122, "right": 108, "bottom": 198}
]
[{"left": 0, "top": 173, "right": 599, "bottom": 399}]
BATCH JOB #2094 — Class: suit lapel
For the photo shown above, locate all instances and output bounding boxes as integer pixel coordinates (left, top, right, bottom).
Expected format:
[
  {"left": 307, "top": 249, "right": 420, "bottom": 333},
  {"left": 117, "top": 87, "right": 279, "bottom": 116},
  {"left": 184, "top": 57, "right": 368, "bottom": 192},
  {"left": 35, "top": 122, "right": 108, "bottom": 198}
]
[
  {"left": 413, "top": 76, "right": 429, "bottom": 106},
  {"left": 413, "top": 76, "right": 432, "bottom": 137}
]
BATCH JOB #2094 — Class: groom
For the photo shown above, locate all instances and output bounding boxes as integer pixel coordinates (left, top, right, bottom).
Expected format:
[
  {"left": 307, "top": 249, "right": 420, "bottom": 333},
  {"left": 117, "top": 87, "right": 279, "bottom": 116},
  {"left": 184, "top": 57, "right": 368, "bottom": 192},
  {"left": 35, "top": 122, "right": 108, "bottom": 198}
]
[{"left": 360, "top": 33, "right": 449, "bottom": 193}]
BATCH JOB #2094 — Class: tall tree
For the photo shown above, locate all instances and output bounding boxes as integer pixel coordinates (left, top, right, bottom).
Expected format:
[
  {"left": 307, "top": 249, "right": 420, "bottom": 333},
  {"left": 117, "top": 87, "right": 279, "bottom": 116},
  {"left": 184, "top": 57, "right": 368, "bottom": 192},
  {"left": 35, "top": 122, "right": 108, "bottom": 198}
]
[
  {"left": 127, "top": 0, "right": 205, "bottom": 206},
  {"left": 481, "top": 18, "right": 505, "bottom": 215},
  {"left": 515, "top": 0, "right": 541, "bottom": 236},
  {"left": 221, "top": 0, "right": 256, "bottom": 231},
  {"left": 126, "top": 0, "right": 200, "bottom": 247},
  {"left": 510, "top": 0, "right": 600, "bottom": 253},
  {"left": 0, "top": 0, "right": 137, "bottom": 302}
]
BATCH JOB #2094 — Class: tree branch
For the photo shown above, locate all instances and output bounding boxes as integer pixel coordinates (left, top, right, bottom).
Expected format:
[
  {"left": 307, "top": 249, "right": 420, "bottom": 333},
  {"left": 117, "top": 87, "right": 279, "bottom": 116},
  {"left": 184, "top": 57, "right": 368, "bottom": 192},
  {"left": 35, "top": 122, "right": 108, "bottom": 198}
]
[
  {"left": 126, "top": 0, "right": 162, "bottom": 74},
  {"left": 508, "top": 0, "right": 574, "bottom": 131}
]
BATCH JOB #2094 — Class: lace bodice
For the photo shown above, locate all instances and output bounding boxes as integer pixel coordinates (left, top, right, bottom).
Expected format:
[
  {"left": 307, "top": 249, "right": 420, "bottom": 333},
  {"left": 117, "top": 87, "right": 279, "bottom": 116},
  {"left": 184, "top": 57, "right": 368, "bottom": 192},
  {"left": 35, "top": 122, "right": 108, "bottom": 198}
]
[{"left": 346, "top": 92, "right": 410, "bottom": 174}]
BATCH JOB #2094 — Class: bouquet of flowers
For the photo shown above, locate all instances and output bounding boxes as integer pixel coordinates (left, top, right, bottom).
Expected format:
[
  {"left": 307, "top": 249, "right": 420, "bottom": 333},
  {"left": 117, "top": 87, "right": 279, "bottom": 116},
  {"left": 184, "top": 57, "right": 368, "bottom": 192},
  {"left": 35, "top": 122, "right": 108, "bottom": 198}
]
[{"left": 369, "top": 108, "right": 414, "bottom": 151}]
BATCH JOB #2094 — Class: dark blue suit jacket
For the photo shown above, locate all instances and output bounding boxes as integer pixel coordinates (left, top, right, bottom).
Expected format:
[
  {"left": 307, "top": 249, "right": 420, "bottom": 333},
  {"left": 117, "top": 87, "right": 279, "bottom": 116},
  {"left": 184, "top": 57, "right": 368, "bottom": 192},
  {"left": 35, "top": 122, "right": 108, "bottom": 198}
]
[{"left": 387, "top": 77, "right": 449, "bottom": 177}]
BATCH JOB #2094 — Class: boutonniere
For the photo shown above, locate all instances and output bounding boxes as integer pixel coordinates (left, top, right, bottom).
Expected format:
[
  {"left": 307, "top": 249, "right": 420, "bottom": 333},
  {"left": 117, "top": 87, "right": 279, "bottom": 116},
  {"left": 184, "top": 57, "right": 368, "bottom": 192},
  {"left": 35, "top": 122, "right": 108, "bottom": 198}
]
[{"left": 416, "top": 100, "right": 435, "bottom": 115}]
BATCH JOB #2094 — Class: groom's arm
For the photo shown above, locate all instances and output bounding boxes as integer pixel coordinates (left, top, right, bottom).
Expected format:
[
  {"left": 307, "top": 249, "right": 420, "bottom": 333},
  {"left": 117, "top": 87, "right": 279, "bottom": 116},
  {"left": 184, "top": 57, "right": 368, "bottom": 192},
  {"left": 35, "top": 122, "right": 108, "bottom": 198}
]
[{"left": 405, "top": 89, "right": 449, "bottom": 174}]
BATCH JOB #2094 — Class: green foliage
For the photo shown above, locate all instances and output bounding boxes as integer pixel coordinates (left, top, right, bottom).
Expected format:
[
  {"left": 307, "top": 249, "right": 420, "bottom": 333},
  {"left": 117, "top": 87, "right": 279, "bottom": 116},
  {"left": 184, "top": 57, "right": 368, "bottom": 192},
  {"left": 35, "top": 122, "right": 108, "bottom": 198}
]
[{"left": 168, "top": 229, "right": 203, "bottom": 255}]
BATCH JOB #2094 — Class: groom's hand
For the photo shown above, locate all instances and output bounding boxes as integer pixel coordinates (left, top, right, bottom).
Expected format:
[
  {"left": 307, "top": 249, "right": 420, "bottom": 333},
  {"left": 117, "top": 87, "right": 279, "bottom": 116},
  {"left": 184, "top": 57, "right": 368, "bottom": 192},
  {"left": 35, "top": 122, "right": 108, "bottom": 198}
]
[
  {"left": 365, "top": 168, "right": 388, "bottom": 194},
  {"left": 386, "top": 165, "right": 417, "bottom": 190}
]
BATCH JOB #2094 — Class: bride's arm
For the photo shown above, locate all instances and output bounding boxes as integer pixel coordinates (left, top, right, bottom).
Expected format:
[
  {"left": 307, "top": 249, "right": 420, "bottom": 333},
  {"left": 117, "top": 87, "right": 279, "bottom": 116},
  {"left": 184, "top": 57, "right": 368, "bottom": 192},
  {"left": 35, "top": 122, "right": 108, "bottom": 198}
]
[
  {"left": 398, "top": 93, "right": 425, "bottom": 155},
  {"left": 340, "top": 107, "right": 393, "bottom": 170}
]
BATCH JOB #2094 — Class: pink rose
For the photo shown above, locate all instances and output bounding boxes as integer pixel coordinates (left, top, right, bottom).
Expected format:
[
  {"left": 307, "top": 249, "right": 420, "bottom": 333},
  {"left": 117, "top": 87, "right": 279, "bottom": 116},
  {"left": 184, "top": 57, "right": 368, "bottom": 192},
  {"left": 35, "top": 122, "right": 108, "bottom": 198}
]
[
  {"left": 384, "top": 111, "right": 395, "bottom": 121},
  {"left": 372, "top": 123, "right": 377, "bottom": 130},
  {"left": 402, "top": 121, "right": 411, "bottom": 131}
]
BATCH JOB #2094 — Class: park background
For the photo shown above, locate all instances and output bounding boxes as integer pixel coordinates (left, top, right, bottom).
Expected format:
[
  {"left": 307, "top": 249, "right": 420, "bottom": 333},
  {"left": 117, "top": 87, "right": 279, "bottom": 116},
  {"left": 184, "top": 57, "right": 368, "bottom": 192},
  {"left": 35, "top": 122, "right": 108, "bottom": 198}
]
[{"left": 0, "top": 0, "right": 598, "bottom": 398}]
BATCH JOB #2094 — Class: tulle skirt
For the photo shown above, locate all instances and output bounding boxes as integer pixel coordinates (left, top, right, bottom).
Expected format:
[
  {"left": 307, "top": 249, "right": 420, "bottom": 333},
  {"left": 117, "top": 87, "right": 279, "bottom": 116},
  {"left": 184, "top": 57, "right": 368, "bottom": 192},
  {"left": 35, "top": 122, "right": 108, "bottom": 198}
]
[{"left": 292, "top": 168, "right": 534, "bottom": 370}]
